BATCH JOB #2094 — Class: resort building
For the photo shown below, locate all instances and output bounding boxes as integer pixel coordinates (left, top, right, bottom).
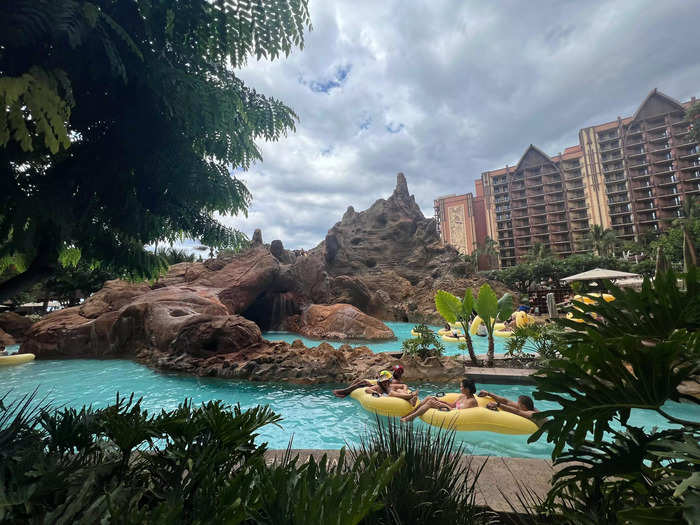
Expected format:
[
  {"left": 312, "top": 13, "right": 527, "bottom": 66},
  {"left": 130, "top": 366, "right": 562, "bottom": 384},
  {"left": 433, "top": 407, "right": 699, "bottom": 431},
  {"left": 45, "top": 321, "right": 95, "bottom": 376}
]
[
  {"left": 436, "top": 88, "right": 700, "bottom": 268},
  {"left": 433, "top": 193, "right": 478, "bottom": 255}
]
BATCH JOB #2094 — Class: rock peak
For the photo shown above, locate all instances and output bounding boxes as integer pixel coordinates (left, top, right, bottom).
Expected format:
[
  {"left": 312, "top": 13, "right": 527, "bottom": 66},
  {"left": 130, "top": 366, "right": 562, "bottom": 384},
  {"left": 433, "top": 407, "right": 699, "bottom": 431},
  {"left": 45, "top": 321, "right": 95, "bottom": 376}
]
[{"left": 394, "top": 172, "right": 409, "bottom": 199}]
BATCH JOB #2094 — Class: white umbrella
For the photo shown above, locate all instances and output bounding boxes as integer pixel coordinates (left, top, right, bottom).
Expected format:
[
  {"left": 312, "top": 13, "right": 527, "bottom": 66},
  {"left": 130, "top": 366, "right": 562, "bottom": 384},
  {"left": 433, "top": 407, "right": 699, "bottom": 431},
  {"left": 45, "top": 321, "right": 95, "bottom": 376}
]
[{"left": 561, "top": 268, "right": 640, "bottom": 283}]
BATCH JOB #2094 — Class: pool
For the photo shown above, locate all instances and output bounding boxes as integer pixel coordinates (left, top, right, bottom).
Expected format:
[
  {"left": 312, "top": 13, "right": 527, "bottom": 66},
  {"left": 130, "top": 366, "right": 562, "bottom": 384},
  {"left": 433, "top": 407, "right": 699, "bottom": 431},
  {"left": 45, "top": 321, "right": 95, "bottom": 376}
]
[
  {"left": 264, "top": 321, "right": 511, "bottom": 357},
  {"left": 3, "top": 359, "right": 697, "bottom": 459}
]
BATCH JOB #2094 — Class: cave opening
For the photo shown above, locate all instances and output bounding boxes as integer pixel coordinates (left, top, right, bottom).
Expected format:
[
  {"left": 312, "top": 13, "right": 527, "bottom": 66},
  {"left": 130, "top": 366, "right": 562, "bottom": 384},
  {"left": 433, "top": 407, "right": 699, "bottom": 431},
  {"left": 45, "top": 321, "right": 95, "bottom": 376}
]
[{"left": 242, "top": 290, "right": 300, "bottom": 332}]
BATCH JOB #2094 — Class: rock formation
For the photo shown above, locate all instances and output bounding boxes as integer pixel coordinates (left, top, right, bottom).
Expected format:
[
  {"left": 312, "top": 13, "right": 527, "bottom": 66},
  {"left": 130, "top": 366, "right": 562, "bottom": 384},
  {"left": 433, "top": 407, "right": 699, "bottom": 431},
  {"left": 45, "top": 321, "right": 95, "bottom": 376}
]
[
  {"left": 285, "top": 304, "right": 394, "bottom": 341},
  {"left": 20, "top": 172, "right": 515, "bottom": 384},
  {"left": 0, "top": 312, "right": 34, "bottom": 343}
]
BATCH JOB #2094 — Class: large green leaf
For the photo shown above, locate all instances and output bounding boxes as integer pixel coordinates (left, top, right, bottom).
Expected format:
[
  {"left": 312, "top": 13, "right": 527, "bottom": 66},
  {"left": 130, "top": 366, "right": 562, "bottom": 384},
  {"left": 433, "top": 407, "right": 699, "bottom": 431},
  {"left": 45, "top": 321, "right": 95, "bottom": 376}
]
[
  {"left": 496, "top": 292, "right": 514, "bottom": 321},
  {"left": 461, "top": 288, "right": 474, "bottom": 318},
  {"left": 475, "top": 284, "right": 498, "bottom": 328},
  {"left": 435, "top": 290, "right": 461, "bottom": 323}
]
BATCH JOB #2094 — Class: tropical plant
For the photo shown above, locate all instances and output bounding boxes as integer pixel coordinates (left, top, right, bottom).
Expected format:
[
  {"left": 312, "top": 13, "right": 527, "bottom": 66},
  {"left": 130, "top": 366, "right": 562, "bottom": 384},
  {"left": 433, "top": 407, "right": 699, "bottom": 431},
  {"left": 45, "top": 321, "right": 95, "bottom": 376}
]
[
  {"left": 474, "top": 284, "right": 514, "bottom": 367},
  {"left": 0, "top": 391, "right": 399, "bottom": 524},
  {"left": 587, "top": 225, "right": 617, "bottom": 257},
  {"left": 160, "top": 247, "right": 196, "bottom": 265},
  {"left": 687, "top": 101, "right": 700, "bottom": 143},
  {"left": 0, "top": 0, "right": 311, "bottom": 300},
  {"left": 401, "top": 324, "right": 444, "bottom": 360},
  {"left": 505, "top": 322, "right": 564, "bottom": 364},
  {"left": 350, "top": 417, "right": 493, "bottom": 525},
  {"left": 476, "top": 236, "right": 499, "bottom": 270},
  {"left": 435, "top": 290, "right": 478, "bottom": 365},
  {"left": 529, "top": 268, "right": 700, "bottom": 523}
]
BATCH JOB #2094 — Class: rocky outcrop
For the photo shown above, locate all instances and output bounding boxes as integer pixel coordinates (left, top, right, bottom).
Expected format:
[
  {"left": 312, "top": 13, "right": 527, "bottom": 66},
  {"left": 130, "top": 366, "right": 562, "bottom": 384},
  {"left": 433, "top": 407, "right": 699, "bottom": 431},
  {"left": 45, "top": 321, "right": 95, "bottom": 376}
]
[
  {"left": 0, "top": 328, "right": 15, "bottom": 347},
  {"left": 135, "top": 340, "right": 467, "bottom": 385},
  {"left": 0, "top": 312, "right": 34, "bottom": 342},
  {"left": 285, "top": 304, "right": 394, "bottom": 341}
]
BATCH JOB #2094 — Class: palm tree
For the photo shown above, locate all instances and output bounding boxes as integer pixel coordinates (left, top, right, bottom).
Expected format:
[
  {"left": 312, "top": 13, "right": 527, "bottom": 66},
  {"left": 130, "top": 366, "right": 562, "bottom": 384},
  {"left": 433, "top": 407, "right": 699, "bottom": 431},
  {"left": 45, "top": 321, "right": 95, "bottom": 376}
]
[
  {"left": 477, "top": 236, "right": 499, "bottom": 270},
  {"left": 588, "top": 225, "right": 617, "bottom": 256},
  {"left": 680, "top": 196, "right": 698, "bottom": 270}
]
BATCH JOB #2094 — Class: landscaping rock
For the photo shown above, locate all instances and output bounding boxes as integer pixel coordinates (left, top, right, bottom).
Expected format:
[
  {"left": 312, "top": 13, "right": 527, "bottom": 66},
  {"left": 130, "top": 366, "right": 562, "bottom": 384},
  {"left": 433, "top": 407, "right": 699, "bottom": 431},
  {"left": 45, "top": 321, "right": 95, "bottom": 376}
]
[{"left": 285, "top": 303, "right": 395, "bottom": 341}]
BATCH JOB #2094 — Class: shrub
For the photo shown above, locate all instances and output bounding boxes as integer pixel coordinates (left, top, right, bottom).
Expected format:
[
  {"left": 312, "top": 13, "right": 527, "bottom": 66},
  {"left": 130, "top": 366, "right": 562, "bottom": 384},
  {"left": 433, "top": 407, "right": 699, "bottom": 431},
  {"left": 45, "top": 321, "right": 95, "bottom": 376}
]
[
  {"left": 350, "top": 418, "right": 493, "bottom": 525},
  {"left": 505, "top": 322, "right": 565, "bottom": 364},
  {"left": 401, "top": 324, "right": 444, "bottom": 360},
  {"left": 0, "top": 392, "right": 399, "bottom": 524},
  {"left": 529, "top": 268, "right": 700, "bottom": 523}
]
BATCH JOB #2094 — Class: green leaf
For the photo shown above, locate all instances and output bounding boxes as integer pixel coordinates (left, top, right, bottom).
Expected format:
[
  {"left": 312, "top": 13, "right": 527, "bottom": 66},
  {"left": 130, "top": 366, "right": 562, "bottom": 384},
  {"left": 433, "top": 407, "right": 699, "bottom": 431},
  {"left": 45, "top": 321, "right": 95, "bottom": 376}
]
[
  {"left": 435, "top": 290, "right": 461, "bottom": 323},
  {"left": 475, "top": 284, "right": 498, "bottom": 328},
  {"left": 461, "top": 288, "right": 474, "bottom": 317},
  {"left": 496, "top": 292, "right": 514, "bottom": 321}
]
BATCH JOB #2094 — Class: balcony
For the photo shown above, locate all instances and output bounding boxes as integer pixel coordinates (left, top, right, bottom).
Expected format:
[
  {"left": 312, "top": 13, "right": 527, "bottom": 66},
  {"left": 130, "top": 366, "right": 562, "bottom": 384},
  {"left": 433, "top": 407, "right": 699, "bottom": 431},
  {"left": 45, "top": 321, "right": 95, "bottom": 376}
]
[
  {"left": 646, "top": 121, "right": 667, "bottom": 132},
  {"left": 604, "top": 174, "right": 626, "bottom": 183},
  {"left": 656, "top": 176, "right": 679, "bottom": 187},
  {"left": 608, "top": 196, "right": 630, "bottom": 204},
  {"left": 626, "top": 147, "right": 646, "bottom": 157},
  {"left": 609, "top": 207, "right": 632, "bottom": 217},
  {"left": 600, "top": 142, "right": 621, "bottom": 152},
  {"left": 603, "top": 164, "right": 624, "bottom": 173},
  {"left": 628, "top": 160, "right": 649, "bottom": 169},
  {"left": 648, "top": 131, "right": 669, "bottom": 142},
  {"left": 606, "top": 186, "right": 629, "bottom": 196}
]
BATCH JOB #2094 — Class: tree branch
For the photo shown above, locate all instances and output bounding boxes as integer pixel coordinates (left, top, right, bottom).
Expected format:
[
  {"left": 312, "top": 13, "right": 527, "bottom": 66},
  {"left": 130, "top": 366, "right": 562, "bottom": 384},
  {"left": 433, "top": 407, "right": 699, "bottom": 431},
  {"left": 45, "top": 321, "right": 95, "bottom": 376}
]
[{"left": 0, "top": 257, "right": 55, "bottom": 303}]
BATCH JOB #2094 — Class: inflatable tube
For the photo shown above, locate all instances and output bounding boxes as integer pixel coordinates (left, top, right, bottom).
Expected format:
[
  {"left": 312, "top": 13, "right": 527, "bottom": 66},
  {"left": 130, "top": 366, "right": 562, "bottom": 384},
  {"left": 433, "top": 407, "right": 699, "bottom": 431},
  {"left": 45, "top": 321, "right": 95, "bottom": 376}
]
[
  {"left": 349, "top": 380, "right": 415, "bottom": 417},
  {"left": 0, "top": 353, "right": 35, "bottom": 366},
  {"left": 494, "top": 330, "right": 513, "bottom": 338},
  {"left": 412, "top": 328, "right": 456, "bottom": 337},
  {"left": 469, "top": 316, "right": 505, "bottom": 335},
  {"left": 419, "top": 393, "right": 538, "bottom": 435},
  {"left": 515, "top": 311, "right": 533, "bottom": 328},
  {"left": 573, "top": 293, "right": 615, "bottom": 305},
  {"left": 441, "top": 334, "right": 468, "bottom": 342}
]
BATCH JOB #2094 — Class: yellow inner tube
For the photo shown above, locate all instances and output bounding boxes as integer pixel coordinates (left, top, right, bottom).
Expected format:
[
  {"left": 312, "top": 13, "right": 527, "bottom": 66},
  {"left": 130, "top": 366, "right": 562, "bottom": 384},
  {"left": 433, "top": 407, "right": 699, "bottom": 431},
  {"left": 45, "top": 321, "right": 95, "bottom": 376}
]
[
  {"left": 469, "top": 316, "right": 505, "bottom": 335},
  {"left": 514, "top": 311, "right": 533, "bottom": 328},
  {"left": 419, "top": 393, "right": 538, "bottom": 435},
  {"left": 0, "top": 353, "right": 35, "bottom": 366},
  {"left": 494, "top": 330, "right": 512, "bottom": 338},
  {"left": 441, "top": 334, "right": 467, "bottom": 342},
  {"left": 349, "top": 380, "right": 414, "bottom": 418}
]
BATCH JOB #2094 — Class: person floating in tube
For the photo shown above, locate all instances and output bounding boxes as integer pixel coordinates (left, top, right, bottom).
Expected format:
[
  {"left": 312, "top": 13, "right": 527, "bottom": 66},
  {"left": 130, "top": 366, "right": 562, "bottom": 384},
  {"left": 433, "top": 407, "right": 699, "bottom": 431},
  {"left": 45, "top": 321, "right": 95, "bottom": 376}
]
[
  {"left": 478, "top": 390, "right": 543, "bottom": 427},
  {"left": 333, "top": 366, "right": 417, "bottom": 404},
  {"left": 400, "top": 378, "right": 478, "bottom": 423}
]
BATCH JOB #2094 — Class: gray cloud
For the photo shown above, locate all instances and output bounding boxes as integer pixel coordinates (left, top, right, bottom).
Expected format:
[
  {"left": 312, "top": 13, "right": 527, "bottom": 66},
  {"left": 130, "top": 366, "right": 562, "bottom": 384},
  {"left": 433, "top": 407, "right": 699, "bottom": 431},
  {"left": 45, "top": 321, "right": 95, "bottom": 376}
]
[{"left": 221, "top": 0, "right": 700, "bottom": 249}]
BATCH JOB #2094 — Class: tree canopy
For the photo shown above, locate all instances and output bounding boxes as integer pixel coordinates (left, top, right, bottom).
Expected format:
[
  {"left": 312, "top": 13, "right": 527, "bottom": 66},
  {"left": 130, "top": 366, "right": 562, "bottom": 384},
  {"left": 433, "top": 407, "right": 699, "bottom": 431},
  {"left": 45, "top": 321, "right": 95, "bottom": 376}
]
[{"left": 0, "top": 0, "right": 311, "bottom": 300}]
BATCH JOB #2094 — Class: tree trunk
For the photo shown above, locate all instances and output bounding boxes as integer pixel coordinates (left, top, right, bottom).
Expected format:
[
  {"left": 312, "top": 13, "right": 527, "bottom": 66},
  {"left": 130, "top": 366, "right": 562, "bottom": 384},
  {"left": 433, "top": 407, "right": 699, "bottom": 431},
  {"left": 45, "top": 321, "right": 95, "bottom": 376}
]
[
  {"left": 486, "top": 335, "right": 495, "bottom": 367},
  {"left": 459, "top": 321, "right": 479, "bottom": 366}
]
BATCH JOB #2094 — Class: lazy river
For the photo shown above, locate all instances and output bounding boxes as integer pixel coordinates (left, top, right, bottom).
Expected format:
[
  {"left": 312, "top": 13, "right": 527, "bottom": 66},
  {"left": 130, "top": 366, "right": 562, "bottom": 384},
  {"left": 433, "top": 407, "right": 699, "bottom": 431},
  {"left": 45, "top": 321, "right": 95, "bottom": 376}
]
[
  {"left": 3, "top": 358, "right": 698, "bottom": 459},
  {"left": 263, "top": 321, "right": 512, "bottom": 356}
]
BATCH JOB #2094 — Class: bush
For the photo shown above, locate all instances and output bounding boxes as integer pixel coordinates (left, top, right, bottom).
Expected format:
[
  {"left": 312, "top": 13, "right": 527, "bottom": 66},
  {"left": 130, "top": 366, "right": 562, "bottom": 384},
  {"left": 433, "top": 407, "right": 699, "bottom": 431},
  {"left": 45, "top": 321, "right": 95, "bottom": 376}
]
[
  {"left": 350, "top": 418, "right": 493, "bottom": 524},
  {"left": 401, "top": 324, "right": 444, "bottom": 359},
  {"left": 0, "top": 392, "right": 399, "bottom": 524},
  {"left": 528, "top": 268, "right": 700, "bottom": 523},
  {"left": 505, "top": 322, "right": 565, "bottom": 363}
]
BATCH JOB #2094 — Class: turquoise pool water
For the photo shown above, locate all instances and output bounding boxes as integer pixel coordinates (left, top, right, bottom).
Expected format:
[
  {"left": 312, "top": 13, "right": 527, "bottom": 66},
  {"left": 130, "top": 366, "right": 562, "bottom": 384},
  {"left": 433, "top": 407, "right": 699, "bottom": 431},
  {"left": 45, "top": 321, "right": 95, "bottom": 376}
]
[
  {"left": 3, "top": 359, "right": 697, "bottom": 459},
  {"left": 264, "top": 321, "right": 511, "bottom": 356}
]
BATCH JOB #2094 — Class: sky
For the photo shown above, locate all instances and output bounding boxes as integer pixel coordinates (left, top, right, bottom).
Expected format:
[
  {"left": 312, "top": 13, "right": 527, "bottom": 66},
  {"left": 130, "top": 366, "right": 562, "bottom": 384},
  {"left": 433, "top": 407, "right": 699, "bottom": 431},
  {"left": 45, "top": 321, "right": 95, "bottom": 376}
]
[{"left": 216, "top": 0, "right": 700, "bottom": 250}]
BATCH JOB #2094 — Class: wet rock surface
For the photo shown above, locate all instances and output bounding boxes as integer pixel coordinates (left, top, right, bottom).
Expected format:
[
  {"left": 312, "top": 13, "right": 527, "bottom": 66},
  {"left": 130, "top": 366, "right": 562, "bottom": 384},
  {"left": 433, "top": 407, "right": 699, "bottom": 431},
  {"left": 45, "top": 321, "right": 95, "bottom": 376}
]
[{"left": 285, "top": 303, "right": 394, "bottom": 341}]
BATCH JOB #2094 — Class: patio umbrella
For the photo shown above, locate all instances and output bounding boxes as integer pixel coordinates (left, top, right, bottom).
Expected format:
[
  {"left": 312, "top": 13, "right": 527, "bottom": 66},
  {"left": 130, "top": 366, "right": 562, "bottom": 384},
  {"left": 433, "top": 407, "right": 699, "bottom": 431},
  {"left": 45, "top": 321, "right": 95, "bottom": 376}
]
[{"left": 561, "top": 268, "right": 640, "bottom": 283}]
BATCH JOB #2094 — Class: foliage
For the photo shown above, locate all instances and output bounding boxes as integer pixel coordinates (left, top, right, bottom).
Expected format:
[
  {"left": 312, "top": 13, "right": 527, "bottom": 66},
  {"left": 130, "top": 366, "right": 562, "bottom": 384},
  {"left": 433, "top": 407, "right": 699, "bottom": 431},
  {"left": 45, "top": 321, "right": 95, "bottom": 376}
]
[
  {"left": 0, "top": 391, "right": 399, "bottom": 524},
  {"left": 490, "top": 254, "right": 635, "bottom": 292},
  {"left": 688, "top": 101, "right": 700, "bottom": 143},
  {"left": 350, "top": 417, "right": 493, "bottom": 525},
  {"left": 474, "top": 284, "right": 514, "bottom": 367},
  {"left": 505, "top": 322, "right": 565, "bottom": 363},
  {"left": 160, "top": 247, "right": 196, "bottom": 265},
  {"left": 435, "top": 289, "right": 478, "bottom": 365},
  {"left": 402, "top": 324, "right": 444, "bottom": 360},
  {"left": 0, "top": 0, "right": 311, "bottom": 299},
  {"left": 529, "top": 268, "right": 700, "bottom": 523},
  {"left": 587, "top": 225, "right": 618, "bottom": 257}
]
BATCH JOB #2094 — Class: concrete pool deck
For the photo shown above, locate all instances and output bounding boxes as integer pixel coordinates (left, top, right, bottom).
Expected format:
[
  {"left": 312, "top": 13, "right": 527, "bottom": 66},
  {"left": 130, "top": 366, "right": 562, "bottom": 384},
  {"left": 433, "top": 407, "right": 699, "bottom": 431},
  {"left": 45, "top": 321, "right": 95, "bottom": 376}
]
[{"left": 265, "top": 449, "right": 556, "bottom": 514}]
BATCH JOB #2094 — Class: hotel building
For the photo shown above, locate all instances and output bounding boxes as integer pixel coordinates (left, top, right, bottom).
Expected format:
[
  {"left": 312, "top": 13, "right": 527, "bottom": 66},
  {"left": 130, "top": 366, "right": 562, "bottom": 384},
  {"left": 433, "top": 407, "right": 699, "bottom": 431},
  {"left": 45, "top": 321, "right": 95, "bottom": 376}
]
[{"left": 435, "top": 89, "right": 700, "bottom": 267}]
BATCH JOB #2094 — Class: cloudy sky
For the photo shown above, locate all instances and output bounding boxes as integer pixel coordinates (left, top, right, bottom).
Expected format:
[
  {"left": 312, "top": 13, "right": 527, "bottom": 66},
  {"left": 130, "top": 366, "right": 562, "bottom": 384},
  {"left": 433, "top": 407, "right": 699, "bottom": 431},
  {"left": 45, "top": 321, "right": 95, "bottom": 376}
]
[{"left": 219, "top": 0, "right": 700, "bottom": 250}]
